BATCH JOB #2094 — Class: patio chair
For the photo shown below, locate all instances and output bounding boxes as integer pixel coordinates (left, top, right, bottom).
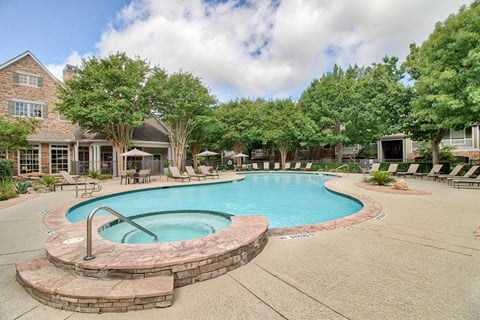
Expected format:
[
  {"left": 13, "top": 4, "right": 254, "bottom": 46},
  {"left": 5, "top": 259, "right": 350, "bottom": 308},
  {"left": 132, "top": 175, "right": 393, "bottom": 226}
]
[
  {"left": 284, "top": 162, "right": 291, "bottom": 170},
  {"left": 366, "top": 163, "right": 381, "bottom": 174},
  {"left": 451, "top": 174, "right": 480, "bottom": 188},
  {"left": 54, "top": 171, "right": 101, "bottom": 193},
  {"left": 274, "top": 162, "right": 280, "bottom": 170},
  {"left": 137, "top": 169, "right": 151, "bottom": 183},
  {"left": 434, "top": 164, "right": 464, "bottom": 183},
  {"left": 293, "top": 162, "right": 301, "bottom": 170},
  {"left": 263, "top": 162, "right": 270, "bottom": 170},
  {"left": 387, "top": 163, "right": 399, "bottom": 175},
  {"left": 252, "top": 163, "right": 259, "bottom": 170},
  {"left": 301, "top": 162, "right": 312, "bottom": 171},
  {"left": 199, "top": 165, "right": 220, "bottom": 179},
  {"left": 413, "top": 164, "right": 443, "bottom": 180},
  {"left": 445, "top": 165, "right": 479, "bottom": 185},
  {"left": 185, "top": 166, "right": 207, "bottom": 180},
  {"left": 167, "top": 166, "right": 191, "bottom": 182},
  {"left": 397, "top": 164, "right": 420, "bottom": 178}
]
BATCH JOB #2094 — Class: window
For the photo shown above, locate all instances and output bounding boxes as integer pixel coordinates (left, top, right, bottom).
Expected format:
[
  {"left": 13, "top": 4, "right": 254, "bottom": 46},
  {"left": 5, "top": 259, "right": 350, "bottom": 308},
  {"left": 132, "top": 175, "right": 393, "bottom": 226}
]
[
  {"left": 13, "top": 71, "right": 43, "bottom": 87},
  {"left": 18, "top": 146, "right": 40, "bottom": 174},
  {"left": 50, "top": 145, "right": 69, "bottom": 174},
  {"left": 9, "top": 100, "right": 46, "bottom": 118},
  {"left": 450, "top": 129, "right": 465, "bottom": 140}
]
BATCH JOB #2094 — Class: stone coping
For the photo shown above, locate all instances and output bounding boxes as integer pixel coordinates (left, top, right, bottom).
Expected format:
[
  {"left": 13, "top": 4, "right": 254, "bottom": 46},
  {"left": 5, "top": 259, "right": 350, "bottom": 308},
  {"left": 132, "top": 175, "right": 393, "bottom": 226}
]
[
  {"left": 45, "top": 214, "right": 268, "bottom": 274},
  {"left": 43, "top": 172, "right": 382, "bottom": 242}
]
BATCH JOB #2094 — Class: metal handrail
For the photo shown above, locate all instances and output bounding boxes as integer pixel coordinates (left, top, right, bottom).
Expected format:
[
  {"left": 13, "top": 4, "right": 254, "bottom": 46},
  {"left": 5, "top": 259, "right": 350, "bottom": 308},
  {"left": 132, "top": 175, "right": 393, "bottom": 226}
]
[{"left": 84, "top": 206, "right": 158, "bottom": 260}]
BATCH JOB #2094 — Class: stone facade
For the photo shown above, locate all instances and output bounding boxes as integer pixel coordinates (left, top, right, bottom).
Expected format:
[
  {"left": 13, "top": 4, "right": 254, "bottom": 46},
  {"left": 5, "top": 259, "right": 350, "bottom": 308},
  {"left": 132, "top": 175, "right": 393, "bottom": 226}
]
[
  {"left": 0, "top": 52, "right": 76, "bottom": 175},
  {"left": 1, "top": 51, "right": 171, "bottom": 176}
]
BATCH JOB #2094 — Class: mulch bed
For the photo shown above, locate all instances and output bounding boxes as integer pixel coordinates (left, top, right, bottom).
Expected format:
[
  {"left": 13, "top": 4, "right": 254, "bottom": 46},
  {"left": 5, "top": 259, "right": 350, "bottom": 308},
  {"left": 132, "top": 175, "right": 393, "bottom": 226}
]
[{"left": 355, "top": 182, "right": 432, "bottom": 195}]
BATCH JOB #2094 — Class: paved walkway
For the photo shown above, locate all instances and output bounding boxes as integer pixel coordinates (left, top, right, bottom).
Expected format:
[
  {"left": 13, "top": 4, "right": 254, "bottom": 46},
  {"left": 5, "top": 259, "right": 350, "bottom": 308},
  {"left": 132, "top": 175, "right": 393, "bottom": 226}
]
[{"left": 0, "top": 173, "right": 479, "bottom": 319}]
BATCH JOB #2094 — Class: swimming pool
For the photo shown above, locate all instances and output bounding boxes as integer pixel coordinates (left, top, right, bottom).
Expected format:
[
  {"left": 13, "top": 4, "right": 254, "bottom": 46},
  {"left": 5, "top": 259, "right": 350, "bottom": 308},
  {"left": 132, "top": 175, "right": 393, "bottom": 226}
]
[{"left": 67, "top": 173, "right": 363, "bottom": 229}]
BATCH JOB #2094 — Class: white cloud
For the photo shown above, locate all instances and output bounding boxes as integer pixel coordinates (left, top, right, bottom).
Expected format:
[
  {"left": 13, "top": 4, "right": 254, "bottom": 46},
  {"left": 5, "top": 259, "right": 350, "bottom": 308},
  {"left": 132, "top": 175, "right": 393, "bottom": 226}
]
[
  {"left": 95, "top": 0, "right": 472, "bottom": 101},
  {"left": 46, "top": 51, "right": 90, "bottom": 82}
]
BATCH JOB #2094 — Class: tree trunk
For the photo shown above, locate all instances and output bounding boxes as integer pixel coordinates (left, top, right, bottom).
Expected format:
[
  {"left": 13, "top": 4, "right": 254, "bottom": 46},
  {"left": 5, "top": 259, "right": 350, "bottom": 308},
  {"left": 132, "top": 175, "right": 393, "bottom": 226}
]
[
  {"left": 278, "top": 144, "right": 288, "bottom": 169},
  {"left": 430, "top": 134, "right": 440, "bottom": 165},
  {"left": 335, "top": 143, "right": 344, "bottom": 162}
]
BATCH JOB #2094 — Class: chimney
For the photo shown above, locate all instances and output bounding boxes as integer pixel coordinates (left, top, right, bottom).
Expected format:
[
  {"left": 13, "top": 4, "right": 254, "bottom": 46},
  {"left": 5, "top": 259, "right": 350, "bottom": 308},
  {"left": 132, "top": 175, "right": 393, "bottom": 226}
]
[{"left": 62, "top": 64, "right": 78, "bottom": 82}]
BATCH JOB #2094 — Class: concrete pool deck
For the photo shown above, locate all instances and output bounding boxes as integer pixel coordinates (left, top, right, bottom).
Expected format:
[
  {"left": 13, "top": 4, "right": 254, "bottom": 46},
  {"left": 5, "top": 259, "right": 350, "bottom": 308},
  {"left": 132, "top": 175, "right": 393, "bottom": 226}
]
[{"left": 1, "top": 172, "right": 479, "bottom": 319}]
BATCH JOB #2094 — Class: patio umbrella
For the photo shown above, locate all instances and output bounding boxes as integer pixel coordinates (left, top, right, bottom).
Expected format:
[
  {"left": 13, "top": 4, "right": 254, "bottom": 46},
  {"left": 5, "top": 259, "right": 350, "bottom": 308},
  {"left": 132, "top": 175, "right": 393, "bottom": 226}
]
[
  {"left": 197, "top": 150, "right": 218, "bottom": 166},
  {"left": 197, "top": 150, "right": 219, "bottom": 157},
  {"left": 120, "top": 148, "right": 153, "bottom": 171},
  {"left": 120, "top": 148, "right": 153, "bottom": 157},
  {"left": 233, "top": 153, "right": 249, "bottom": 158},
  {"left": 233, "top": 152, "right": 249, "bottom": 166}
]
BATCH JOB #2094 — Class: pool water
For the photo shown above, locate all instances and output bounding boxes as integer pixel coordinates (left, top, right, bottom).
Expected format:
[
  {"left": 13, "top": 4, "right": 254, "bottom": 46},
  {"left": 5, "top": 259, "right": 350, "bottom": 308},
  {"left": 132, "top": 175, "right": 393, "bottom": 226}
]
[
  {"left": 67, "top": 173, "right": 362, "bottom": 229},
  {"left": 100, "top": 211, "right": 232, "bottom": 244}
]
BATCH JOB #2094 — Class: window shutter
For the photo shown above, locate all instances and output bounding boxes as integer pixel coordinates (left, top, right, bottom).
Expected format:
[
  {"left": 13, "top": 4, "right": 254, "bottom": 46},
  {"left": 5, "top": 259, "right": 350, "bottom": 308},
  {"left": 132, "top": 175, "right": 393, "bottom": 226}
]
[
  {"left": 37, "top": 76, "right": 43, "bottom": 87},
  {"left": 12, "top": 72, "right": 19, "bottom": 84},
  {"left": 8, "top": 101, "right": 15, "bottom": 115},
  {"left": 43, "top": 105, "right": 48, "bottom": 118}
]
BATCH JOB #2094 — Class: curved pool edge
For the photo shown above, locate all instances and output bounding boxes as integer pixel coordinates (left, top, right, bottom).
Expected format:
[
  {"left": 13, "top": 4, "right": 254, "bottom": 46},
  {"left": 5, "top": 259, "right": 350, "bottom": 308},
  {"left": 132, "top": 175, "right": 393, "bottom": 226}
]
[
  {"left": 268, "top": 175, "right": 382, "bottom": 236},
  {"left": 44, "top": 214, "right": 268, "bottom": 286}
]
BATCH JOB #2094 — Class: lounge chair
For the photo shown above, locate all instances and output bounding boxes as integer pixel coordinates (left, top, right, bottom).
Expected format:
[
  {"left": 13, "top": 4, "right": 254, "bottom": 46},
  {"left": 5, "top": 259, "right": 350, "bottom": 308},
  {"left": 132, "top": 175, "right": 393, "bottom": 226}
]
[
  {"left": 199, "top": 165, "right": 220, "bottom": 179},
  {"left": 397, "top": 164, "right": 420, "bottom": 178},
  {"left": 293, "top": 163, "right": 301, "bottom": 170},
  {"left": 301, "top": 162, "right": 312, "bottom": 171},
  {"left": 366, "top": 163, "right": 381, "bottom": 174},
  {"left": 386, "top": 163, "right": 399, "bottom": 175},
  {"left": 284, "top": 162, "right": 291, "bottom": 170},
  {"left": 451, "top": 174, "right": 480, "bottom": 188},
  {"left": 435, "top": 164, "right": 464, "bottom": 183},
  {"left": 185, "top": 166, "right": 206, "bottom": 180},
  {"left": 252, "top": 163, "right": 259, "bottom": 170},
  {"left": 274, "top": 162, "right": 280, "bottom": 170},
  {"left": 413, "top": 164, "right": 443, "bottom": 180},
  {"left": 167, "top": 166, "right": 191, "bottom": 182},
  {"left": 445, "top": 165, "right": 479, "bottom": 185},
  {"left": 54, "top": 171, "right": 101, "bottom": 193},
  {"left": 263, "top": 162, "right": 270, "bottom": 170}
]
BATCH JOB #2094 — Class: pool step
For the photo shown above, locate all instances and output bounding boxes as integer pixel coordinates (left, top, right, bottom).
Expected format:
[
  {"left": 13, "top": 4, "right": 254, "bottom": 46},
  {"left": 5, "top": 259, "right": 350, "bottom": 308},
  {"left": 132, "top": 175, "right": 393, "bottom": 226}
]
[{"left": 16, "top": 258, "right": 174, "bottom": 313}]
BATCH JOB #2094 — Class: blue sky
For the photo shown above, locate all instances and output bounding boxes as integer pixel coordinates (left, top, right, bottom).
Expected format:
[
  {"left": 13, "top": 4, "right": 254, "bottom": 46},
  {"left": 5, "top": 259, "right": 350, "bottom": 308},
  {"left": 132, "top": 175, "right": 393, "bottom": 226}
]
[{"left": 0, "top": 0, "right": 472, "bottom": 102}]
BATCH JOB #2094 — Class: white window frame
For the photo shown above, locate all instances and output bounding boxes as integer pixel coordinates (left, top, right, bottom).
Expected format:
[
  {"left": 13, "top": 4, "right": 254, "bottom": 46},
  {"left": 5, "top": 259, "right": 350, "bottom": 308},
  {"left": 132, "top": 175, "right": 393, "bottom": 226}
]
[
  {"left": 16, "top": 71, "right": 40, "bottom": 87},
  {"left": 18, "top": 145, "right": 41, "bottom": 174},
  {"left": 13, "top": 100, "right": 45, "bottom": 119},
  {"left": 50, "top": 144, "right": 69, "bottom": 174}
]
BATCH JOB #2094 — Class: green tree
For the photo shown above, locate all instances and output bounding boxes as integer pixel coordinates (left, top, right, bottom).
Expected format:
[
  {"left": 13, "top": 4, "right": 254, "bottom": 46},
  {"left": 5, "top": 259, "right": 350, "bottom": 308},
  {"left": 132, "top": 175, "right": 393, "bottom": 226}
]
[
  {"left": 299, "top": 65, "right": 360, "bottom": 161},
  {"left": 259, "top": 99, "right": 317, "bottom": 168},
  {"left": 0, "top": 116, "right": 38, "bottom": 154},
  {"left": 352, "top": 57, "right": 411, "bottom": 143},
  {"left": 207, "top": 98, "right": 263, "bottom": 155},
  {"left": 145, "top": 70, "right": 216, "bottom": 169},
  {"left": 56, "top": 53, "right": 151, "bottom": 171},
  {"left": 403, "top": 2, "right": 480, "bottom": 164}
]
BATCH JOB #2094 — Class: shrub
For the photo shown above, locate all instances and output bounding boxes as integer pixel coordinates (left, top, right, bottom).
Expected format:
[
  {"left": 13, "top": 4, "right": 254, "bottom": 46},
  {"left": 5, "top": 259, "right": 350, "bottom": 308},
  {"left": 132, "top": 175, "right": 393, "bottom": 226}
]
[
  {"left": 97, "top": 174, "right": 113, "bottom": 180},
  {"left": 0, "top": 180, "right": 17, "bottom": 201},
  {"left": 88, "top": 169, "right": 100, "bottom": 179},
  {"left": 38, "top": 175, "right": 58, "bottom": 189},
  {"left": 368, "top": 171, "right": 396, "bottom": 185},
  {"left": 16, "top": 180, "right": 32, "bottom": 194},
  {"left": 0, "top": 159, "right": 14, "bottom": 182}
]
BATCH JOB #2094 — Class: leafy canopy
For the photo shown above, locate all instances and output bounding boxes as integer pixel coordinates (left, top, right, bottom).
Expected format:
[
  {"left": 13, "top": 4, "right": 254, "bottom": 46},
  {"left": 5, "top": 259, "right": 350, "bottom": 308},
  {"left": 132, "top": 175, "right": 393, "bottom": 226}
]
[{"left": 56, "top": 52, "right": 151, "bottom": 155}]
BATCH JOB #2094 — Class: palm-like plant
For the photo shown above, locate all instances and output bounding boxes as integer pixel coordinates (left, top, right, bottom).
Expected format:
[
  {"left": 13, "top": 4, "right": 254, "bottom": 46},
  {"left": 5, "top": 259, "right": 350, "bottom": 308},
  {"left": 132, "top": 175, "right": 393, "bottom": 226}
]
[{"left": 367, "top": 171, "right": 396, "bottom": 185}]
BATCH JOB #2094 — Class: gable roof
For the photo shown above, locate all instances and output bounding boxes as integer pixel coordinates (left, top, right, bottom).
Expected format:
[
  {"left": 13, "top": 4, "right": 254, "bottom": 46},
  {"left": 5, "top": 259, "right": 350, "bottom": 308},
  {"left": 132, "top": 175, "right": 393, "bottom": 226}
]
[{"left": 0, "top": 50, "right": 62, "bottom": 85}]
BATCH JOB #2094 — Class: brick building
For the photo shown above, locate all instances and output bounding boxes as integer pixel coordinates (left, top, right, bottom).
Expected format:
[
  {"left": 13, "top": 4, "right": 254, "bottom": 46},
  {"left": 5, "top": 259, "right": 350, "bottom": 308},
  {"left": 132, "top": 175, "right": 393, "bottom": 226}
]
[{"left": 0, "top": 51, "right": 170, "bottom": 176}]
